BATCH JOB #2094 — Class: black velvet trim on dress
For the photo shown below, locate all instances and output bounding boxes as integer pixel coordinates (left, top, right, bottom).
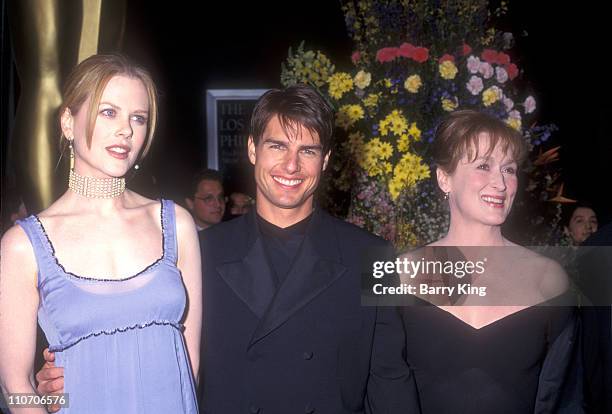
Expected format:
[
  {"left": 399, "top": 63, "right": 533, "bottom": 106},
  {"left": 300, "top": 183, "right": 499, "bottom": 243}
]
[{"left": 32, "top": 200, "right": 166, "bottom": 282}]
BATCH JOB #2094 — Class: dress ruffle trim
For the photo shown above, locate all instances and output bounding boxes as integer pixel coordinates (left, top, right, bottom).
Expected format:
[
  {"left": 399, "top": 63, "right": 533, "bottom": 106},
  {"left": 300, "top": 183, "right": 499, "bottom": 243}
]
[{"left": 49, "top": 320, "right": 183, "bottom": 352}]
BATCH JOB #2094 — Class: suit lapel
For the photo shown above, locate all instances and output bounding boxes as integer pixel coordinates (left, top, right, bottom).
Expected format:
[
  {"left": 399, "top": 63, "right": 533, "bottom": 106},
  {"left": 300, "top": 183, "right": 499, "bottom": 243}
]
[
  {"left": 216, "top": 236, "right": 277, "bottom": 318},
  {"left": 217, "top": 212, "right": 276, "bottom": 319},
  {"left": 248, "top": 209, "right": 348, "bottom": 347}
]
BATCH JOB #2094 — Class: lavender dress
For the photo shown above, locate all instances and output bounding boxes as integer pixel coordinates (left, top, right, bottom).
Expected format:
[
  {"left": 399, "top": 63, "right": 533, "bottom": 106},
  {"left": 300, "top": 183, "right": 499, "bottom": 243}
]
[{"left": 17, "top": 199, "right": 198, "bottom": 413}]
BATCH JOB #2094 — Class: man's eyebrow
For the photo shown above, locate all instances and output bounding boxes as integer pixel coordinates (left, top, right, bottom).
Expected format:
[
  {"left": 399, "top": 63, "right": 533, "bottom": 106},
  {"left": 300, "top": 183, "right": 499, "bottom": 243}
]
[
  {"left": 299, "top": 144, "right": 323, "bottom": 151},
  {"left": 263, "top": 138, "right": 288, "bottom": 145}
]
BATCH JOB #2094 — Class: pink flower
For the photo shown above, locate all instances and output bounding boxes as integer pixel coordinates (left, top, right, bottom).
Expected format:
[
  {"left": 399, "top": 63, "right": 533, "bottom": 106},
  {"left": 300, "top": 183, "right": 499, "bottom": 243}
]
[
  {"left": 462, "top": 43, "right": 472, "bottom": 56},
  {"left": 503, "top": 96, "right": 514, "bottom": 111},
  {"left": 466, "top": 75, "right": 484, "bottom": 95},
  {"left": 524, "top": 96, "right": 536, "bottom": 114},
  {"left": 412, "top": 47, "right": 429, "bottom": 63},
  {"left": 376, "top": 47, "right": 399, "bottom": 63},
  {"left": 398, "top": 42, "right": 415, "bottom": 58},
  {"left": 438, "top": 54, "right": 455, "bottom": 63},
  {"left": 508, "top": 109, "right": 521, "bottom": 120},
  {"left": 351, "top": 51, "right": 361, "bottom": 65},
  {"left": 495, "top": 66, "right": 508, "bottom": 83},
  {"left": 481, "top": 49, "right": 499, "bottom": 64},
  {"left": 466, "top": 55, "right": 480, "bottom": 74},
  {"left": 478, "top": 61, "right": 494, "bottom": 79},
  {"left": 506, "top": 63, "right": 519, "bottom": 80}
]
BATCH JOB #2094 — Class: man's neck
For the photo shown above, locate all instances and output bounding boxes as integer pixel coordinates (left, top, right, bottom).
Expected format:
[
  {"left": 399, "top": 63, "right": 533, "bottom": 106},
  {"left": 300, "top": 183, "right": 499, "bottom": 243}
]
[{"left": 256, "top": 201, "right": 314, "bottom": 229}]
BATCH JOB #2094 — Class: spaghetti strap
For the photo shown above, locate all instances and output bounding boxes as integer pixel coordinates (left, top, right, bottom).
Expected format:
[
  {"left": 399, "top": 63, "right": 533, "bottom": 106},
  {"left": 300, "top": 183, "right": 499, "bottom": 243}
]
[{"left": 161, "top": 199, "right": 178, "bottom": 264}]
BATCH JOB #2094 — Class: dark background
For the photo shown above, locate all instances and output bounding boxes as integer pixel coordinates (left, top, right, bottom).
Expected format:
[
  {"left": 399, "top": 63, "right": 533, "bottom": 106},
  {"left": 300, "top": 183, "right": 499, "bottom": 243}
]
[{"left": 2, "top": 0, "right": 611, "bottom": 222}]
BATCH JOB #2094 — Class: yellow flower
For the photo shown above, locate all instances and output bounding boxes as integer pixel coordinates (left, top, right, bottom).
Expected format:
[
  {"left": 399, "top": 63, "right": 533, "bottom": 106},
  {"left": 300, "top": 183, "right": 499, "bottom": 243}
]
[
  {"left": 388, "top": 178, "right": 403, "bottom": 201},
  {"left": 384, "top": 78, "right": 392, "bottom": 88},
  {"left": 441, "top": 96, "right": 458, "bottom": 112},
  {"left": 389, "top": 152, "right": 431, "bottom": 200},
  {"left": 506, "top": 117, "right": 522, "bottom": 131},
  {"left": 344, "top": 131, "right": 365, "bottom": 155},
  {"left": 439, "top": 60, "right": 458, "bottom": 80},
  {"left": 335, "top": 104, "right": 364, "bottom": 130},
  {"left": 328, "top": 72, "right": 353, "bottom": 100},
  {"left": 397, "top": 134, "right": 409, "bottom": 152},
  {"left": 346, "top": 104, "right": 364, "bottom": 122},
  {"left": 408, "top": 122, "right": 422, "bottom": 140},
  {"left": 379, "top": 110, "right": 408, "bottom": 136},
  {"left": 482, "top": 86, "right": 502, "bottom": 107},
  {"left": 404, "top": 74, "right": 422, "bottom": 93},
  {"left": 363, "top": 93, "right": 379, "bottom": 108},
  {"left": 379, "top": 142, "right": 393, "bottom": 159},
  {"left": 354, "top": 70, "right": 372, "bottom": 89}
]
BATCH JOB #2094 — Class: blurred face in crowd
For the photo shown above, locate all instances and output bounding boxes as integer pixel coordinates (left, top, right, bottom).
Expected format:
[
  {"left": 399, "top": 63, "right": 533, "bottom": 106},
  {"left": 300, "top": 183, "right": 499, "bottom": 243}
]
[
  {"left": 186, "top": 179, "right": 226, "bottom": 229},
  {"left": 438, "top": 133, "right": 518, "bottom": 229},
  {"left": 248, "top": 115, "right": 329, "bottom": 222},
  {"left": 229, "top": 192, "right": 252, "bottom": 215},
  {"left": 566, "top": 207, "right": 598, "bottom": 244},
  {"left": 61, "top": 75, "right": 149, "bottom": 178}
]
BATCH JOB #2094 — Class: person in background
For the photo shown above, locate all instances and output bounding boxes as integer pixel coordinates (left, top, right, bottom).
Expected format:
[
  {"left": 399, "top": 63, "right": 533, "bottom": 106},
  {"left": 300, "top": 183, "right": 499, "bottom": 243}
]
[
  {"left": 563, "top": 202, "right": 598, "bottom": 245},
  {"left": 185, "top": 168, "right": 226, "bottom": 231},
  {"left": 228, "top": 191, "right": 253, "bottom": 216}
]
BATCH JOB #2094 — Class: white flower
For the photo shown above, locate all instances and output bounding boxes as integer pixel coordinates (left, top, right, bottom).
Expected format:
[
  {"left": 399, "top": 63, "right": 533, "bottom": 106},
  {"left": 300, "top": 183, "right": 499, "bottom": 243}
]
[
  {"left": 495, "top": 66, "right": 508, "bottom": 84},
  {"left": 503, "top": 96, "right": 514, "bottom": 111},
  {"left": 467, "top": 56, "right": 480, "bottom": 74},
  {"left": 354, "top": 70, "right": 372, "bottom": 89},
  {"left": 478, "top": 61, "right": 494, "bottom": 79},
  {"left": 466, "top": 75, "right": 484, "bottom": 95},
  {"left": 524, "top": 96, "right": 536, "bottom": 114}
]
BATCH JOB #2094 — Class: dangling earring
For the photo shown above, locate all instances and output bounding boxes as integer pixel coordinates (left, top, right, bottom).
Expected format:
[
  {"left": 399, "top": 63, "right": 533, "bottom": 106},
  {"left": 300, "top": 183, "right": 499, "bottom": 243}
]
[
  {"left": 134, "top": 164, "right": 140, "bottom": 170},
  {"left": 444, "top": 192, "right": 450, "bottom": 200},
  {"left": 68, "top": 139, "right": 75, "bottom": 171}
]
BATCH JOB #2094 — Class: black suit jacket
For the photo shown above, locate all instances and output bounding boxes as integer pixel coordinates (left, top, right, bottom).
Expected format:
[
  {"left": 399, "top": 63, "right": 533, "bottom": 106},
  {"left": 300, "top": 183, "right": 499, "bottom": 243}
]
[{"left": 198, "top": 209, "right": 419, "bottom": 414}]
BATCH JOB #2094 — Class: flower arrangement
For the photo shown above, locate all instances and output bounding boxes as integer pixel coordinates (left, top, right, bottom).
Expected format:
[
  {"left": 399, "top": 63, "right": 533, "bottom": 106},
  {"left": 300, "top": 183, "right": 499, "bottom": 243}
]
[{"left": 281, "top": 0, "right": 563, "bottom": 249}]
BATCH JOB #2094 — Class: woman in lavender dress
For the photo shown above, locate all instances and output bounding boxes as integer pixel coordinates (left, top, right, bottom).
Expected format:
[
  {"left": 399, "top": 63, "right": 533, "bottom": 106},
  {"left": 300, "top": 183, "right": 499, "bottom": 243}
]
[{"left": 0, "top": 54, "right": 201, "bottom": 413}]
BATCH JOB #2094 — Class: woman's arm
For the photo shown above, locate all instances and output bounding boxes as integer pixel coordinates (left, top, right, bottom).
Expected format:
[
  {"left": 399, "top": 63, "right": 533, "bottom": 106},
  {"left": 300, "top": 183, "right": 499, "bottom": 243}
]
[
  {"left": 174, "top": 205, "right": 202, "bottom": 385},
  {"left": 0, "top": 225, "right": 47, "bottom": 413}
]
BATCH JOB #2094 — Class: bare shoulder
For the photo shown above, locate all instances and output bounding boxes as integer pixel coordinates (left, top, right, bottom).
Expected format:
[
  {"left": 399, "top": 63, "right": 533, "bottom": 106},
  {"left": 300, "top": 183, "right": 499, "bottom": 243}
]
[
  {"left": 172, "top": 203, "right": 197, "bottom": 233},
  {"left": 512, "top": 245, "right": 569, "bottom": 298},
  {"left": 0, "top": 224, "right": 38, "bottom": 284},
  {"left": 1, "top": 223, "right": 34, "bottom": 258}
]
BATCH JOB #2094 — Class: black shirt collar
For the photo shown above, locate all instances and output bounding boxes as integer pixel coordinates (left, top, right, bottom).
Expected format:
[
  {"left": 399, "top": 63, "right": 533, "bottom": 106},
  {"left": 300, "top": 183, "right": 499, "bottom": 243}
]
[{"left": 256, "top": 212, "right": 313, "bottom": 240}]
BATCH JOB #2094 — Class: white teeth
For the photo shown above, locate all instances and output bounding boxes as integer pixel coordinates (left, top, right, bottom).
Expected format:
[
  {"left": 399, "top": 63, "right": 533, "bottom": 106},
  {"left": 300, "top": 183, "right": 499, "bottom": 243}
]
[
  {"left": 481, "top": 196, "right": 504, "bottom": 204},
  {"left": 273, "top": 176, "right": 303, "bottom": 186},
  {"left": 108, "top": 147, "right": 127, "bottom": 154}
]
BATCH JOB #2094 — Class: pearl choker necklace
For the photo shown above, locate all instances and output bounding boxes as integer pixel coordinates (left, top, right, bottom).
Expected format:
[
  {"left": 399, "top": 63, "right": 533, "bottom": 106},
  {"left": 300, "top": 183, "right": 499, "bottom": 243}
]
[{"left": 68, "top": 169, "right": 125, "bottom": 198}]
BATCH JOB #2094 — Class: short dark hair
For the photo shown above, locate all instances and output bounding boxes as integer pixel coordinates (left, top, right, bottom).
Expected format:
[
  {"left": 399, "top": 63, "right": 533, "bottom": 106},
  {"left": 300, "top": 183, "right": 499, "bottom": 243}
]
[
  {"left": 561, "top": 201, "right": 597, "bottom": 227},
  {"left": 432, "top": 110, "right": 527, "bottom": 174},
  {"left": 249, "top": 84, "right": 334, "bottom": 154},
  {"left": 189, "top": 169, "right": 224, "bottom": 198}
]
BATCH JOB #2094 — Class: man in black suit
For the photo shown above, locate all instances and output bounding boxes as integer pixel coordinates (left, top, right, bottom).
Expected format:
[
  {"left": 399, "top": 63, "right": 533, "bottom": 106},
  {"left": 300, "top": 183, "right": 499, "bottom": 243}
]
[{"left": 199, "top": 84, "right": 418, "bottom": 413}]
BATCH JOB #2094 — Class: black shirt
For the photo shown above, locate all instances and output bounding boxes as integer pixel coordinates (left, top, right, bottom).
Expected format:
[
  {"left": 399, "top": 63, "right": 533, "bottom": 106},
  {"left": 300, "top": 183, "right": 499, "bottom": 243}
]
[{"left": 257, "top": 213, "right": 313, "bottom": 288}]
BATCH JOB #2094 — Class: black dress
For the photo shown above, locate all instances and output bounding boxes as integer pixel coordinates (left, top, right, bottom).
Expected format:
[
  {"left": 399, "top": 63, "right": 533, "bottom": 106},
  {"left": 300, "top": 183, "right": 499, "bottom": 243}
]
[{"left": 401, "top": 298, "right": 580, "bottom": 413}]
